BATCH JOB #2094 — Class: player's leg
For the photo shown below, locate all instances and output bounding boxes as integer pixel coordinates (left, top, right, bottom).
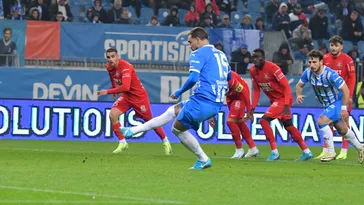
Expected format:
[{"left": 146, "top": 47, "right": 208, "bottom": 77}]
[
  {"left": 122, "top": 103, "right": 181, "bottom": 137},
  {"left": 227, "top": 100, "right": 244, "bottom": 158},
  {"left": 110, "top": 97, "right": 130, "bottom": 154},
  {"left": 172, "top": 98, "right": 216, "bottom": 170},
  {"left": 337, "top": 106, "right": 351, "bottom": 159},
  {"left": 280, "top": 118, "right": 313, "bottom": 161},
  {"left": 238, "top": 118, "right": 260, "bottom": 158},
  {"left": 315, "top": 124, "right": 332, "bottom": 159},
  {"left": 317, "top": 113, "right": 336, "bottom": 162}
]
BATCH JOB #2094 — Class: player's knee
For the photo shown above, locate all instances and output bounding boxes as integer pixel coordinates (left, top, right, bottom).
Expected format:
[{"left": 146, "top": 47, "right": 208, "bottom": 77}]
[
  {"left": 336, "top": 124, "right": 348, "bottom": 136},
  {"left": 173, "top": 104, "right": 181, "bottom": 116},
  {"left": 172, "top": 127, "right": 182, "bottom": 137},
  {"left": 317, "top": 116, "right": 327, "bottom": 126},
  {"left": 109, "top": 109, "right": 121, "bottom": 122}
]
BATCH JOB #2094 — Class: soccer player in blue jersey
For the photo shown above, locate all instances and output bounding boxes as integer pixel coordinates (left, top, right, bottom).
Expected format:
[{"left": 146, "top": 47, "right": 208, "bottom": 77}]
[
  {"left": 295, "top": 50, "right": 364, "bottom": 163},
  {"left": 122, "top": 27, "right": 231, "bottom": 170}
]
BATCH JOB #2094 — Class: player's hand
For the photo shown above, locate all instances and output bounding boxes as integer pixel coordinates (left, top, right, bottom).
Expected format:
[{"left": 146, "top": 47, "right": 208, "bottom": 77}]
[
  {"left": 246, "top": 108, "right": 255, "bottom": 122},
  {"left": 208, "top": 117, "right": 216, "bottom": 127},
  {"left": 112, "top": 94, "right": 117, "bottom": 99},
  {"left": 170, "top": 93, "right": 177, "bottom": 99},
  {"left": 340, "top": 110, "right": 349, "bottom": 122},
  {"left": 97, "top": 90, "right": 108, "bottom": 96},
  {"left": 296, "top": 95, "right": 305, "bottom": 104},
  {"left": 283, "top": 105, "right": 291, "bottom": 116}
]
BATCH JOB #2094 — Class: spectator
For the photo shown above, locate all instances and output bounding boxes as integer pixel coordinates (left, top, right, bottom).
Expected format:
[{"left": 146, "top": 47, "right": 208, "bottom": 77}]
[
  {"left": 112, "top": 0, "right": 141, "bottom": 18},
  {"left": 50, "top": 0, "right": 73, "bottom": 22},
  {"left": 30, "top": 0, "right": 50, "bottom": 21},
  {"left": 162, "top": 6, "right": 180, "bottom": 27},
  {"left": 165, "top": 0, "right": 193, "bottom": 10},
  {"left": 236, "top": 14, "right": 254, "bottom": 29},
  {"left": 27, "top": 7, "right": 40, "bottom": 20},
  {"left": 297, "top": 0, "right": 317, "bottom": 13},
  {"left": 294, "top": 44, "right": 309, "bottom": 63},
  {"left": 292, "top": 23, "right": 312, "bottom": 48},
  {"left": 341, "top": 10, "right": 364, "bottom": 44},
  {"left": 84, "top": 8, "right": 94, "bottom": 22},
  {"left": 199, "top": 3, "right": 219, "bottom": 26},
  {"left": 90, "top": 0, "right": 108, "bottom": 23},
  {"left": 0, "top": 28, "right": 17, "bottom": 67},
  {"left": 348, "top": 47, "right": 361, "bottom": 62},
  {"left": 272, "top": 3, "right": 291, "bottom": 38},
  {"left": 107, "top": 0, "right": 123, "bottom": 23},
  {"left": 9, "top": 0, "right": 25, "bottom": 18},
  {"left": 309, "top": 8, "right": 330, "bottom": 40},
  {"left": 335, "top": 0, "right": 352, "bottom": 25},
  {"left": 118, "top": 8, "right": 134, "bottom": 24},
  {"left": 146, "top": 16, "right": 160, "bottom": 26},
  {"left": 214, "top": 41, "right": 224, "bottom": 52},
  {"left": 273, "top": 42, "right": 293, "bottom": 75},
  {"left": 216, "top": 14, "right": 233, "bottom": 28},
  {"left": 266, "top": 0, "right": 280, "bottom": 24},
  {"left": 318, "top": 43, "right": 328, "bottom": 54},
  {"left": 216, "top": 0, "right": 234, "bottom": 15},
  {"left": 199, "top": 15, "right": 215, "bottom": 28},
  {"left": 8, "top": 6, "right": 23, "bottom": 20},
  {"left": 351, "top": 0, "right": 364, "bottom": 16},
  {"left": 185, "top": 5, "right": 200, "bottom": 27},
  {"left": 255, "top": 17, "right": 266, "bottom": 30},
  {"left": 289, "top": 3, "right": 308, "bottom": 31},
  {"left": 230, "top": 44, "right": 251, "bottom": 74},
  {"left": 196, "top": 0, "right": 220, "bottom": 16},
  {"left": 54, "top": 11, "right": 65, "bottom": 21},
  {"left": 286, "top": 0, "right": 297, "bottom": 13}
]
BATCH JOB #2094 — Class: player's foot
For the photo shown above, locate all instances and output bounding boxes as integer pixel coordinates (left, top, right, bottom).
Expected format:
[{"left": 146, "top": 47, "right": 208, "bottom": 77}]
[
  {"left": 112, "top": 142, "right": 129, "bottom": 154},
  {"left": 244, "top": 148, "right": 260, "bottom": 158},
  {"left": 358, "top": 145, "right": 364, "bottom": 164},
  {"left": 336, "top": 151, "right": 348, "bottom": 160},
  {"left": 314, "top": 150, "right": 327, "bottom": 159},
  {"left": 266, "top": 151, "right": 280, "bottom": 161},
  {"left": 163, "top": 139, "right": 172, "bottom": 155},
  {"left": 120, "top": 127, "right": 134, "bottom": 138},
  {"left": 320, "top": 152, "right": 336, "bottom": 162},
  {"left": 231, "top": 149, "right": 244, "bottom": 159},
  {"left": 297, "top": 151, "right": 313, "bottom": 161},
  {"left": 189, "top": 158, "right": 212, "bottom": 170}
]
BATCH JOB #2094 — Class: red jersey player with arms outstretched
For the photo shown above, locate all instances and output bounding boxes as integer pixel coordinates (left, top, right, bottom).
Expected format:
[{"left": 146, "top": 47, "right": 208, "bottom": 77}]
[
  {"left": 317, "top": 35, "right": 356, "bottom": 160},
  {"left": 97, "top": 48, "right": 172, "bottom": 155},
  {"left": 246, "top": 48, "right": 313, "bottom": 161}
]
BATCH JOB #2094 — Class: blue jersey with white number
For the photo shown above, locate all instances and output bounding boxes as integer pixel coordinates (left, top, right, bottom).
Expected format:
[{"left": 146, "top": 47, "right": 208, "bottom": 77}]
[
  {"left": 299, "top": 66, "right": 345, "bottom": 107},
  {"left": 189, "top": 45, "right": 231, "bottom": 103}
]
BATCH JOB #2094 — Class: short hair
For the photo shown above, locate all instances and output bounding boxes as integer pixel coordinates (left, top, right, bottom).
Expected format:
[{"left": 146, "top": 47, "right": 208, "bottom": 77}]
[
  {"left": 3, "top": 28, "right": 12, "bottom": 34},
  {"left": 188, "top": 27, "right": 208, "bottom": 40},
  {"left": 106, "top": 48, "right": 118, "bottom": 54},
  {"left": 307, "top": 49, "right": 324, "bottom": 61},
  {"left": 253, "top": 48, "right": 265, "bottom": 57},
  {"left": 329, "top": 35, "right": 343, "bottom": 45}
]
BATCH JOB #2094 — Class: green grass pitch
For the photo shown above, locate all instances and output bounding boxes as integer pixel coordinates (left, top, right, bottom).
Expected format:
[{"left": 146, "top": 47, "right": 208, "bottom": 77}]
[{"left": 0, "top": 140, "right": 363, "bottom": 205}]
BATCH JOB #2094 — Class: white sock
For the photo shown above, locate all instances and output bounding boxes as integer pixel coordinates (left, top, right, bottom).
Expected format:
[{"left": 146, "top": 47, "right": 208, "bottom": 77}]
[
  {"left": 236, "top": 148, "right": 243, "bottom": 152},
  {"left": 343, "top": 129, "right": 362, "bottom": 151},
  {"left": 341, "top": 148, "right": 348, "bottom": 153},
  {"left": 272, "top": 149, "right": 279, "bottom": 154},
  {"left": 173, "top": 128, "right": 208, "bottom": 162},
  {"left": 303, "top": 148, "right": 311, "bottom": 154},
  {"left": 130, "top": 106, "right": 176, "bottom": 135},
  {"left": 251, "top": 146, "right": 257, "bottom": 151},
  {"left": 323, "top": 148, "right": 329, "bottom": 152},
  {"left": 119, "top": 139, "right": 126, "bottom": 144},
  {"left": 320, "top": 125, "right": 335, "bottom": 153}
]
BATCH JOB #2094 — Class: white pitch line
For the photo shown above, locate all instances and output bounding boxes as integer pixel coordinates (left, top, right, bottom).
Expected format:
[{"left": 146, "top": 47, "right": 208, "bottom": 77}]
[
  {"left": 0, "top": 148, "right": 104, "bottom": 154},
  {"left": 0, "top": 200, "right": 149, "bottom": 204},
  {"left": 0, "top": 186, "right": 185, "bottom": 204}
]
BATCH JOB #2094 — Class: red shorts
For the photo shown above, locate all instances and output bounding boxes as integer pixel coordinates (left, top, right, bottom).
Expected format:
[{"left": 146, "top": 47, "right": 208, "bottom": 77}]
[
  {"left": 265, "top": 100, "right": 292, "bottom": 120},
  {"left": 227, "top": 100, "right": 246, "bottom": 119},
  {"left": 112, "top": 95, "right": 153, "bottom": 120}
]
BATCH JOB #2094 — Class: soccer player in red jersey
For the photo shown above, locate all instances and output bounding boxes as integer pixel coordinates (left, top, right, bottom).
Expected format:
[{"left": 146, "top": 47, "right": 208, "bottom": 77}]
[
  {"left": 97, "top": 48, "right": 172, "bottom": 155},
  {"left": 316, "top": 35, "right": 357, "bottom": 160},
  {"left": 246, "top": 48, "right": 313, "bottom": 161},
  {"left": 210, "top": 71, "right": 259, "bottom": 159}
]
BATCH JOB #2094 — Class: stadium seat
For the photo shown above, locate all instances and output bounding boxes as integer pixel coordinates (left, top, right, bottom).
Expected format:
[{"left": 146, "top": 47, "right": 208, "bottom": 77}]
[
  {"left": 247, "top": 0, "right": 261, "bottom": 12},
  {"left": 140, "top": 7, "right": 154, "bottom": 24},
  {"left": 125, "top": 6, "right": 138, "bottom": 20},
  {"left": 70, "top": 5, "right": 82, "bottom": 22},
  {"left": 178, "top": 9, "right": 188, "bottom": 25},
  {"left": 230, "top": 11, "right": 241, "bottom": 25},
  {"left": 250, "top": 11, "right": 263, "bottom": 24},
  {"left": 219, "top": 11, "right": 227, "bottom": 19},
  {"left": 343, "top": 40, "right": 353, "bottom": 53},
  {"left": 158, "top": 8, "right": 169, "bottom": 22},
  {"left": 357, "top": 41, "right": 364, "bottom": 58}
]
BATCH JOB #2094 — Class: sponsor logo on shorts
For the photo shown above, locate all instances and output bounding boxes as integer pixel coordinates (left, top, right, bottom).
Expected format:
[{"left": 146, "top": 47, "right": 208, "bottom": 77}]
[{"left": 140, "top": 105, "right": 147, "bottom": 113}]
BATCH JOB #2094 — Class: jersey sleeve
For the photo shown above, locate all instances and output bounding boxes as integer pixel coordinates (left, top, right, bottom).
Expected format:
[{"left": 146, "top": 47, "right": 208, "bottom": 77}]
[
  {"left": 272, "top": 65, "right": 291, "bottom": 105},
  {"left": 329, "top": 70, "right": 345, "bottom": 89},
  {"left": 189, "top": 50, "right": 204, "bottom": 73},
  {"left": 107, "top": 64, "right": 133, "bottom": 94},
  {"left": 299, "top": 69, "right": 310, "bottom": 84},
  {"left": 345, "top": 57, "right": 356, "bottom": 98},
  {"left": 12, "top": 42, "right": 17, "bottom": 54}
]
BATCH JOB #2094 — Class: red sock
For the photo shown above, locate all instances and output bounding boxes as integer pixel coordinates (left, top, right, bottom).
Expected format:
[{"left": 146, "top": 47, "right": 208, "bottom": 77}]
[
  {"left": 227, "top": 121, "right": 242, "bottom": 149},
  {"left": 154, "top": 127, "right": 166, "bottom": 140},
  {"left": 260, "top": 119, "right": 277, "bottom": 150},
  {"left": 285, "top": 125, "right": 308, "bottom": 150},
  {"left": 112, "top": 122, "right": 125, "bottom": 140},
  {"left": 342, "top": 137, "right": 349, "bottom": 149},
  {"left": 237, "top": 122, "right": 256, "bottom": 149}
]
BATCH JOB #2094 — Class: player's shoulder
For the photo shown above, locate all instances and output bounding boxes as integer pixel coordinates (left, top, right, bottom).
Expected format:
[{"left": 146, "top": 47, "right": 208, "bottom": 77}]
[
  {"left": 265, "top": 61, "right": 280, "bottom": 72},
  {"left": 342, "top": 53, "right": 353, "bottom": 61},
  {"left": 323, "top": 53, "right": 331, "bottom": 59},
  {"left": 119, "top": 59, "right": 134, "bottom": 70},
  {"left": 324, "top": 66, "right": 338, "bottom": 75}
]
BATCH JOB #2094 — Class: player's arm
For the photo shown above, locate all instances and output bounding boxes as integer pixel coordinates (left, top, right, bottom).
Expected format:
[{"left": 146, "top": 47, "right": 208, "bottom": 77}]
[
  {"left": 295, "top": 69, "right": 309, "bottom": 104},
  {"left": 333, "top": 74, "right": 350, "bottom": 121},
  {"left": 346, "top": 59, "right": 356, "bottom": 103},
  {"left": 106, "top": 67, "right": 132, "bottom": 94},
  {"left": 273, "top": 66, "right": 291, "bottom": 105},
  {"left": 108, "top": 72, "right": 116, "bottom": 88},
  {"left": 13, "top": 43, "right": 18, "bottom": 67},
  {"left": 236, "top": 82, "right": 251, "bottom": 111}
]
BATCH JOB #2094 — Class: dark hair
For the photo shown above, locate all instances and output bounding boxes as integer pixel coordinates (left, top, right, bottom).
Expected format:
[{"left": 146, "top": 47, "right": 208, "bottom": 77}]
[
  {"left": 188, "top": 27, "right": 208, "bottom": 40},
  {"left": 106, "top": 48, "right": 118, "bottom": 53},
  {"left": 307, "top": 49, "right": 324, "bottom": 60},
  {"left": 253, "top": 48, "right": 265, "bottom": 57},
  {"left": 3, "top": 28, "right": 12, "bottom": 34},
  {"left": 329, "top": 35, "right": 343, "bottom": 45}
]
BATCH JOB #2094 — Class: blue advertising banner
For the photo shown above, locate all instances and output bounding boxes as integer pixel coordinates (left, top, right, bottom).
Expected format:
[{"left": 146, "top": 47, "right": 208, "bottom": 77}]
[
  {"left": 0, "top": 68, "right": 321, "bottom": 107},
  {"left": 60, "top": 24, "right": 262, "bottom": 64},
  {"left": 0, "top": 20, "right": 26, "bottom": 67},
  {"left": 0, "top": 99, "right": 363, "bottom": 146}
]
